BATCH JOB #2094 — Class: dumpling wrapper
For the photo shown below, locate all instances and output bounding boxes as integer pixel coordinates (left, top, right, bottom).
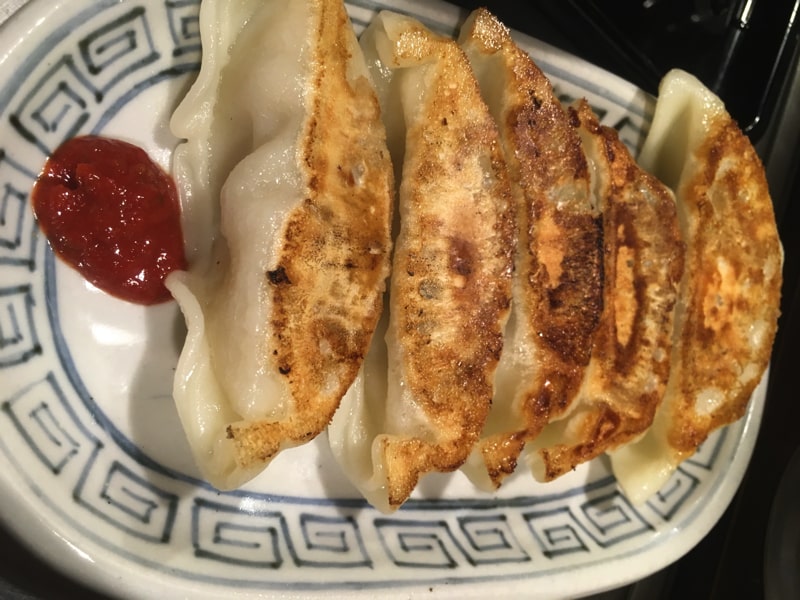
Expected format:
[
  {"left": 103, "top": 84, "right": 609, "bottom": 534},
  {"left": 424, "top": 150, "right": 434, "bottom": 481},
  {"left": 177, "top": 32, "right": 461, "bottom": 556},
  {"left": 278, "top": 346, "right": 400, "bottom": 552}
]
[
  {"left": 328, "top": 11, "right": 515, "bottom": 513},
  {"left": 166, "top": 0, "right": 393, "bottom": 490},
  {"left": 610, "top": 69, "right": 782, "bottom": 503},
  {"left": 524, "top": 99, "right": 684, "bottom": 481},
  {"left": 458, "top": 9, "right": 603, "bottom": 490}
]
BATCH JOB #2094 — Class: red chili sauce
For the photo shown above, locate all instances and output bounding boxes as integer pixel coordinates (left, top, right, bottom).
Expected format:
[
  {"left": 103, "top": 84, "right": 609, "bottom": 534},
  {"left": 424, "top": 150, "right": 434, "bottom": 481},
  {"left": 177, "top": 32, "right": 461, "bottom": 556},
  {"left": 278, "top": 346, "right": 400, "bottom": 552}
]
[{"left": 31, "top": 135, "right": 187, "bottom": 305}]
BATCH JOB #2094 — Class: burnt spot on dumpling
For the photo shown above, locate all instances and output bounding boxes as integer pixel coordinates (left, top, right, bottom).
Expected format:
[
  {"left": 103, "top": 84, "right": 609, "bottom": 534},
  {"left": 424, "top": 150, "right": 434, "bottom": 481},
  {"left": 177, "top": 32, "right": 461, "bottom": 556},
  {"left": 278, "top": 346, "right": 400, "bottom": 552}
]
[
  {"left": 449, "top": 237, "right": 475, "bottom": 278},
  {"left": 267, "top": 265, "right": 292, "bottom": 285}
]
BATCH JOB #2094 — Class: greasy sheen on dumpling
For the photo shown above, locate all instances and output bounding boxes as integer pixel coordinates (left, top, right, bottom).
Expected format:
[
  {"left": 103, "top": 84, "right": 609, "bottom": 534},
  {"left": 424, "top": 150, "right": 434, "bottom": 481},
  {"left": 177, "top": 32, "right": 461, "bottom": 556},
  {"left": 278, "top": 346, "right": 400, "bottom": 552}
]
[
  {"left": 524, "top": 99, "right": 684, "bottom": 481},
  {"left": 166, "top": 0, "right": 393, "bottom": 490},
  {"left": 610, "top": 70, "right": 782, "bottom": 503},
  {"left": 328, "top": 10, "right": 515, "bottom": 513},
  {"left": 457, "top": 9, "right": 603, "bottom": 490}
]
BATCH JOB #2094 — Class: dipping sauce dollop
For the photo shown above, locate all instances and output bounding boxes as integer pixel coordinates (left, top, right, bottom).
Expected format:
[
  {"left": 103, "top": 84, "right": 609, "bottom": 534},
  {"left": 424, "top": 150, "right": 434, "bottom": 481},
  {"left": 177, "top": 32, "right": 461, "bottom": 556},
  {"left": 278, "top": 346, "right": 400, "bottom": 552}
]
[{"left": 31, "top": 135, "right": 186, "bottom": 305}]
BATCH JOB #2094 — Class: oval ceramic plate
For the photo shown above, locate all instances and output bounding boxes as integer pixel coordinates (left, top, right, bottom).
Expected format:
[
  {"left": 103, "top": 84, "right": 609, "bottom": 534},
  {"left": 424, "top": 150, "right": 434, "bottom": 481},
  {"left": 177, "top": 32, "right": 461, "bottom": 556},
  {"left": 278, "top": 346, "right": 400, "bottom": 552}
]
[{"left": 0, "top": 0, "right": 766, "bottom": 598}]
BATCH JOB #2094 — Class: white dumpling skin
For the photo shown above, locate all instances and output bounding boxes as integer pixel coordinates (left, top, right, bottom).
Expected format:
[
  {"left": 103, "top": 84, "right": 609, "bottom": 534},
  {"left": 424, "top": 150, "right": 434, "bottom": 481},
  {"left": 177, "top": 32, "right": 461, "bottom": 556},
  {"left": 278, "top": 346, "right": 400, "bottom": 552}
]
[
  {"left": 328, "top": 11, "right": 515, "bottom": 513},
  {"left": 167, "top": 0, "right": 393, "bottom": 490}
]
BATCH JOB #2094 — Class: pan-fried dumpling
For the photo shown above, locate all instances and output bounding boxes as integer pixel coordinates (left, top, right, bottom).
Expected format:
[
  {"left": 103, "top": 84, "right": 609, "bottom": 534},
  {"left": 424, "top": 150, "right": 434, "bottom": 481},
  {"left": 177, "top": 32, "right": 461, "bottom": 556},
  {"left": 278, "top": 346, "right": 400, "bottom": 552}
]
[
  {"left": 457, "top": 9, "right": 603, "bottom": 490},
  {"left": 166, "top": 0, "right": 393, "bottom": 490},
  {"left": 610, "top": 70, "right": 782, "bottom": 503},
  {"left": 328, "top": 11, "right": 515, "bottom": 513},
  {"left": 524, "top": 99, "right": 684, "bottom": 481}
]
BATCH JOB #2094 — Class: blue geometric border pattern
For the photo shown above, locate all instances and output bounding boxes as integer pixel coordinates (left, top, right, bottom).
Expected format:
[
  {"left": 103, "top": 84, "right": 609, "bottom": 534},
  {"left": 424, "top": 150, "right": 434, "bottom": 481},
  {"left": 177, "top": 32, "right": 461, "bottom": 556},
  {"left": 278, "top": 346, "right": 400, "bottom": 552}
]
[
  {"left": 9, "top": 54, "right": 97, "bottom": 157},
  {"left": 457, "top": 514, "right": 531, "bottom": 565},
  {"left": 74, "top": 453, "right": 179, "bottom": 544},
  {"left": 77, "top": 7, "right": 158, "bottom": 94},
  {"left": 647, "top": 468, "right": 701, "bottom": 521},
  {"left": 165, "top": 0, "right": 202, "bottom": 57},
  {"left": 0, "top": 152, "right": 39, "bottom": 270},
  {"left": 645, "top": 428, "right": 727, "bottom": 521},
  {"left": 7, "top": 0, "right": 200, "bottom": 159},
  {"left": 191, "top": 499, "right": 373, "bottom": 569},
  {"left": 375, "top": 518, "right": 466, "bottom": 569},
  {"left": 0, "top": 0, "right": 742, "bottom": 593},
  {"left": 1, "top": 372, "right": 93, "bottom": 475},
  {"left": 297, "top": 513, "right": 372, "bottom": 567},
  {"left": 521, "top": 484, "right": 653, "bottom": 561},
  {"left": 580, "top": 490, "right": 653, "bottom": 547},
  {"left": 525, "top": 506, "right": 591, "bottom": 559},
  {"left": 193, "top": 498, "right": 293, "bottom": 568},
  {"left": 0, "top": 284, "right": 41, "bottom": 367}
]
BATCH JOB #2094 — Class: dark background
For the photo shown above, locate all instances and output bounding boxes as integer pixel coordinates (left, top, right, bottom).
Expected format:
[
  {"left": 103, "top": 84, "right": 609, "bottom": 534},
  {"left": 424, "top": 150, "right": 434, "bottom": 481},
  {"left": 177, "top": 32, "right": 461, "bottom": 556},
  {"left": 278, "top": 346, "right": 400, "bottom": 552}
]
[{"left": 1, "top": 1, "right": 799, "bottom": 598}]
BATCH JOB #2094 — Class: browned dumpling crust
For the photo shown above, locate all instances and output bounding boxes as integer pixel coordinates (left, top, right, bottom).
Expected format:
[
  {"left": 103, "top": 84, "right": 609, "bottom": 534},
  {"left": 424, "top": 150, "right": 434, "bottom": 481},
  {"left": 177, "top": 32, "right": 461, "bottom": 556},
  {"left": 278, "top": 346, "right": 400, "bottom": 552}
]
[
  {"left": 657, "top": 94, "right": 782, "bottom": 456},
  {"left": 528, "top": 100, "right": 684, "bottom": 480},
  {"left": 610, "top": 70, "right": 782, "bottom": 502},
  {"left": 371, "top": 19, "right": 515, "bottom": 509},
  {"left": 459, "top": 8, "right": 603, "bottom": 489},
  {"left": 171, "top": 0, "right": 779, "bottom": 507},
  {"left": 226, "top": 0, "right": 394, "bottom": 468}
]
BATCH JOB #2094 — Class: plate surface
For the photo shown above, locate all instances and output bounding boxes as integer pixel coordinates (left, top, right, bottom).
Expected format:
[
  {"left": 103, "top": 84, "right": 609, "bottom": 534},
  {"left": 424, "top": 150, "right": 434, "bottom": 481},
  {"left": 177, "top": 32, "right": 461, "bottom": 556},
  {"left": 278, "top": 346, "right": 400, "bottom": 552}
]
[{"left": 0, "top": 0, "right": 766, "bottom": 598}]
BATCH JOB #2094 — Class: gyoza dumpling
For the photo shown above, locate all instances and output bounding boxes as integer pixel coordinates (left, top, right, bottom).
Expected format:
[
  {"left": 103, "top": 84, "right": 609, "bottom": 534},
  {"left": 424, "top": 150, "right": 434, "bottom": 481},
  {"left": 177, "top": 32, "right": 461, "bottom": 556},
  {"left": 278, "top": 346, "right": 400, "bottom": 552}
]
[
  {"left": 610, "top": 70, "right": 782, "bottom": 503},
  {"left": 524, "top": 99, "right": 684, "bottom": 481},
  {"left": 166, "top": 0, "right": 393, "bottom": 490},
  {"left": 328, "top": 11, "right": 515, "bottom": 512},
  {"left": 457, "top": 9, "right": 603, "bottom": 490}
]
